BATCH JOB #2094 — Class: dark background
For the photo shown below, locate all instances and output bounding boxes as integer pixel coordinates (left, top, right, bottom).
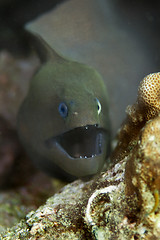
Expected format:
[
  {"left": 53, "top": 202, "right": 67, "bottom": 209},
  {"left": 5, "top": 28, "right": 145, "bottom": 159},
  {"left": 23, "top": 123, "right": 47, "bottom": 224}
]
[{"left": 0, "top": 0, "right": 65, "bottom": 53}]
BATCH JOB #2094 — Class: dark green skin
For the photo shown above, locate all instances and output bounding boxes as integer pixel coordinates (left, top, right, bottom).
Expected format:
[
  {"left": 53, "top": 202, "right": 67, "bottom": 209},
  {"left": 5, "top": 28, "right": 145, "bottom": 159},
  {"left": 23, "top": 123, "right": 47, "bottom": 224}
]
[{"left": 17, "top": 33, "right": 110, "bottom": 181}]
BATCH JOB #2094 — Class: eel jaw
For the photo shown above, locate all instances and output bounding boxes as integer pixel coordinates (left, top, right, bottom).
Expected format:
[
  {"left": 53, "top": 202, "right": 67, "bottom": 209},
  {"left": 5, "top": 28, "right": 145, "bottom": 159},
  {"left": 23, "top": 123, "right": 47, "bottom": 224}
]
[{"left": 45, "top": 124, "right": 107, "bottom": 160}]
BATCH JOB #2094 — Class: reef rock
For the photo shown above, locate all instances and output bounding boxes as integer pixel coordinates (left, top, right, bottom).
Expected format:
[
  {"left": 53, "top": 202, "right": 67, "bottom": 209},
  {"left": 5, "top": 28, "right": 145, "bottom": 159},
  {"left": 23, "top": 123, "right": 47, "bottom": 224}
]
[
  {"left": 1, "top": 72, "right": 160, "bottom": 239},
  {"left": 27, "top": 0, "right": 160, "bottom": 136},
  {"left": 0, "top": 51, "right": 38, "bottom": 127}
]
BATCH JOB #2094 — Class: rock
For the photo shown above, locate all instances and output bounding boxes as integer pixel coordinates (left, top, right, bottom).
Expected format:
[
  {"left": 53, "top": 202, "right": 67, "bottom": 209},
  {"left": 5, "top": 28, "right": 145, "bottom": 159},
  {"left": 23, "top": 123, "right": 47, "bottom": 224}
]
[
  {"left": 0, "top": 0, "right": 64, "bottom": 27},
  {"left": 0, "top": 1, "right": 160, "bottom": 237},
  {"left": 0, "top": 172, "right": 64, "bottom": 233},
  {"left": 0, "top": 51, "right": 61, "bottom": 229},
  {"left": 1, "top": 72, "right": 160, "bottom": 239},
  {"left": 26, "top": 0, "right": 160, "bottom": 135},
  {"left": 111, "top": 72, "right": 160, "bottom": 162},
  {"left": 0, "top": 115, "right": 34, "bottom": 189},
  {"left": 0, "top": 51, "right": 39, "bottom": 126},
  {"left": 0, "top": 0, "right": 64, "bottom": 54},
  {"left": 0, "top": 162, "right": 128, "bottom": 239},
  {"left": 0, "top": 50, "right": 40, "bottom": 189}
]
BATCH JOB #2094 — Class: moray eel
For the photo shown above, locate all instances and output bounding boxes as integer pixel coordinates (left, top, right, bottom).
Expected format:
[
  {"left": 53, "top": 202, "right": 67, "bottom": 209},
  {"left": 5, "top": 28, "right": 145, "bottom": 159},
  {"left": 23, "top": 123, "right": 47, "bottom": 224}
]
[{"left": 17, "top": 32, "right": 110, "bottom": 181}]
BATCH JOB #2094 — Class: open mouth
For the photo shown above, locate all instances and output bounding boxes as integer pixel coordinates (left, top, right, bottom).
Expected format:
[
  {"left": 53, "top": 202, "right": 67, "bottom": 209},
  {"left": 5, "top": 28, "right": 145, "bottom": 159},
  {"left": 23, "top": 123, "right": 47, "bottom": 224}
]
[{"left": 45, "top": 125, "right": 107, "bottom": 159}]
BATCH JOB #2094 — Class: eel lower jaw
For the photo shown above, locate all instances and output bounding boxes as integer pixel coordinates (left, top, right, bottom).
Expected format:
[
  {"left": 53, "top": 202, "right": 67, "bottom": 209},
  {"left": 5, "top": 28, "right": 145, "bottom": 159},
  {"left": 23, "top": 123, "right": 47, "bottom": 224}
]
[{"left": 45, "top": 124, "right": 107, "bottom": 160}]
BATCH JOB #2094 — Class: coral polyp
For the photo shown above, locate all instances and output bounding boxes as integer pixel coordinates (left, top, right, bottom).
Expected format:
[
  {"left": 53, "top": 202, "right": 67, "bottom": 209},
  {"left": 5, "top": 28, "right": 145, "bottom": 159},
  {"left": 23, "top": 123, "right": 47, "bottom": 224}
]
[
  {"left": 112, "top": 72, "right": 160, "bottom": 220},
  {"left": 112, "top": 72, "right": 160, "bottom": 162},
  {"left": 138, "top": 72, "right": 160, "bottom": 120}
]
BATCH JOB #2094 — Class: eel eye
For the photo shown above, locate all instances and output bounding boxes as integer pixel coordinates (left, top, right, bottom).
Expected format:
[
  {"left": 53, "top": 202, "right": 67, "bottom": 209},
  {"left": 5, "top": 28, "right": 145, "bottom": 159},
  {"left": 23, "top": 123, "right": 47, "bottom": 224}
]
[
  {"left": 96, "top": 98, "right": 101, "bottom": 115},
  {"left": 58, "top": 102, "right": 68, "bottom": 118}
]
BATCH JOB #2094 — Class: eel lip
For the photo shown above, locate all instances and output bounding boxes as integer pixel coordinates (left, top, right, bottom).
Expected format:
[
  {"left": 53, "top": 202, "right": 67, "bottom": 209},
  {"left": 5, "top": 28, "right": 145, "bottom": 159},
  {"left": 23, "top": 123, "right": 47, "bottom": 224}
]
[{"left": 45, "top": 124, "right": 107, "bottom": 159}]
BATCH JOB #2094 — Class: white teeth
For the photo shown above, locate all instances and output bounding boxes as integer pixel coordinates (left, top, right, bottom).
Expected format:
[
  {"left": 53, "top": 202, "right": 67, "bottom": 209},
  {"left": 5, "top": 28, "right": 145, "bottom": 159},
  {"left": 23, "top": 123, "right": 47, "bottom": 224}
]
[
  {"left": 79, "top": 155, "right": 97, "bottom": 159},
  {"left": 79, "top": 154, "right": 96, "bottom": 158}
]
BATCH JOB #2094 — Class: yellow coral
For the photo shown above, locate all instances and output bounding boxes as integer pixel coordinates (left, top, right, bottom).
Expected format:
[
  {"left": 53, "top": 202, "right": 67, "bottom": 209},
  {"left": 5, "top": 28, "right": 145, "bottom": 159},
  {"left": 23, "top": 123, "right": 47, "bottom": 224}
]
[
  {"left": 112, "top": 72, "right": 160, "bottom": 163},
  {"left": 138, "top": 72, "right": 160, "bottom": 120}
]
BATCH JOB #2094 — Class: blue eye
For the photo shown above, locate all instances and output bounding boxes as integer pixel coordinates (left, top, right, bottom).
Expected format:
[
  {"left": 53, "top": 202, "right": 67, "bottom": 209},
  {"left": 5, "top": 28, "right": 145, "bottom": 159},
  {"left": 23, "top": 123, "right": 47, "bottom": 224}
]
[
  {"left": 96, "top": 98, "right": 101, "bottom": 115},
  {"left": 58, "top": 102, "right": 68, "bottom": 118}
]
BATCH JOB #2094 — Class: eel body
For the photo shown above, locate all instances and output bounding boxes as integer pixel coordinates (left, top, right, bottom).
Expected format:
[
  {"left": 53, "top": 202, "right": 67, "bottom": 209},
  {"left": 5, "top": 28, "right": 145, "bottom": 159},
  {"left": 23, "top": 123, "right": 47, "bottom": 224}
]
[{"left": 17, "top": 32, "right": 110, "bottom": 180}]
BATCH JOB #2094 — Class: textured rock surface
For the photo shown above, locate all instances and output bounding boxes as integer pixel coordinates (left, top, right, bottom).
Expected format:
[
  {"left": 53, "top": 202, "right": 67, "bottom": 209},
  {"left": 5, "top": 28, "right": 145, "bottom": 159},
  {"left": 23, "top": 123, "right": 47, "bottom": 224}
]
[
  {"left": 0, "top": 172, "right": 64, "bottom": 234},
  {"left": 0, "top": 51, "right": 63, "bottom": 233},
  {"left": 1, "top": 73, "right": 160, "bottom": 239},
  {"left": 0, "top": 162, "right": 128, "bottom": 239},
  {"left": 0, "top": 0, "right": 160, "bottom": 237},
  {"left": 112, "top": 72, "right": 160, "bottom": 162},
  {"left": 27, "top": 0, "right": 160, "bottom": 136}
]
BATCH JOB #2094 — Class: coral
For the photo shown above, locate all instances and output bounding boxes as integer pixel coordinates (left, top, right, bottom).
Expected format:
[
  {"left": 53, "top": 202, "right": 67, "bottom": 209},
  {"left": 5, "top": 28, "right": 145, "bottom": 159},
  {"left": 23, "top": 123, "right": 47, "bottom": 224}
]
[
  {"left": 0, "top": 50, "right": 65, "bottom": 233},
  {"left": 111, "top": 72, "right": 160, "bottom": 162},
  {"left": 1, "top": 72, "right": 160, "bottom": 239},
  {"left": 1, "top": 161, "right": 136, "bottom": 240},
  {"left": 125, "top": 115, "right": 160, "bottom": 208},
  {"left": 113, "top": 72, "right": 160, "bottom": 238},
  {"left": 1, "top": 155, "right": 157, "bottom": 239},
  {"left": 124, "top": 115, "right": 160, "bottom": 239},
  {"left": 138, "top": 73, "right": 160, "bottom": 120}
]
